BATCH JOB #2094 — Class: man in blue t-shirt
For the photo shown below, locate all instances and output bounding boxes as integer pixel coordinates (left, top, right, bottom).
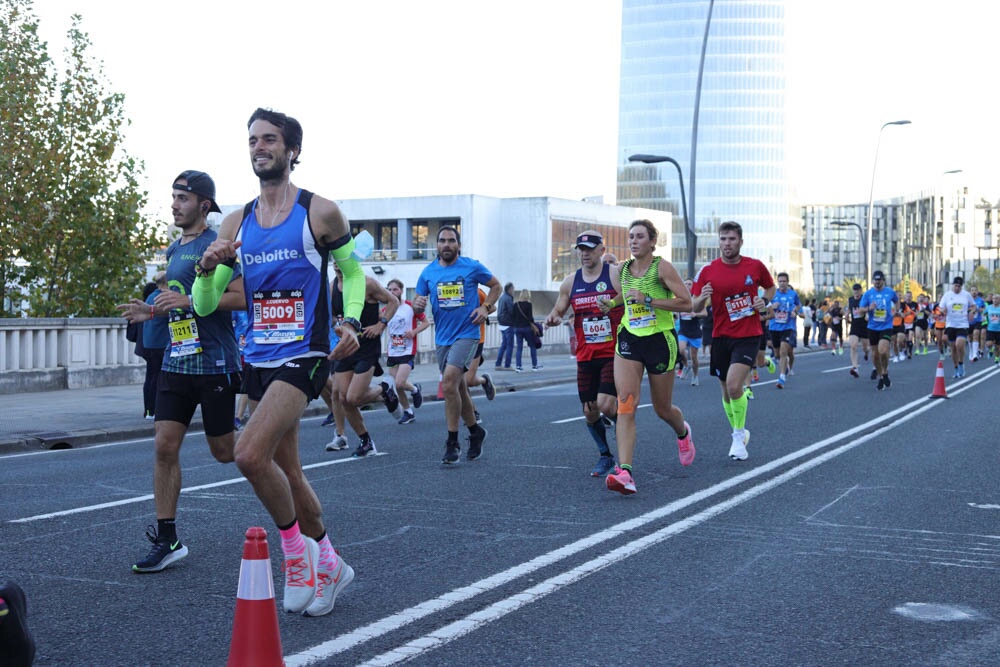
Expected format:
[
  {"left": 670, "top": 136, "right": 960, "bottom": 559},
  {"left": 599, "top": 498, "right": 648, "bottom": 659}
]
[
  {"left": 859, "top": 269, "right": 899, "bottom": 390},
  {"left": 984, "top": 293, "right": 1000, "bottom": 363},
  {"left": 766, "top": 271, "right": 800, "bottom": 389},
  {"left": 413, "top": 226, "right": 502, "bottom": 464}
]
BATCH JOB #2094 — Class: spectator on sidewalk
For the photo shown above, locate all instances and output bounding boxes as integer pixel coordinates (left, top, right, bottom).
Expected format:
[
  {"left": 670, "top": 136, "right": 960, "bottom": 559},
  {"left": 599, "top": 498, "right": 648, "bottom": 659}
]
[
  {"left": 511, "top": 288, "right": 542, "bottom": 371},
  {"left": 141, "top": 273, "right": 169, "bottom": 419},
  {"left": 494, "top": 282, "right": 515, "bottom": 370},
  {"left": 800, "top": 299, "right": 813, "bottom": 348}
]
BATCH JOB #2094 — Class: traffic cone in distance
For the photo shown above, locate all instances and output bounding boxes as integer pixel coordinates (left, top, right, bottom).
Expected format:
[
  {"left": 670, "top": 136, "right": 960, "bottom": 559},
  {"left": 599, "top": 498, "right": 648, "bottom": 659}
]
[
  {"left": 929, "top": 359, "right": 948, "bottom": 399},
  {"left": 227, "top": 527, "right": 284, "bottom": 667},
  {"left": 436, "top": 372, "right": 444, "bottom": 400}
]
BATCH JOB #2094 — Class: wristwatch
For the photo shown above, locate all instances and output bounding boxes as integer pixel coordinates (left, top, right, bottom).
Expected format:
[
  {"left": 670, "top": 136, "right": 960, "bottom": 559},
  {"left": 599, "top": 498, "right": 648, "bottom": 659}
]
[
  {"left": 644, "top": 295, "right": 653, "bottom": 307},
  {"left": 342, "top": 317, "right": 363, "bottom": 333},
  {"left": 379, "top": 316, "right": 389, "bottom": 325}
]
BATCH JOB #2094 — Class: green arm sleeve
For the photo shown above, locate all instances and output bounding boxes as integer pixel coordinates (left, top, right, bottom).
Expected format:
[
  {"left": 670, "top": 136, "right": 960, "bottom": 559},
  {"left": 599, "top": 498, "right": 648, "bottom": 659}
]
[
  {"left": 192, "top": 264, "right": 234, "bottom": 316},
  {"left": 331, "top": 237, "right": 365, "bottom": 321}
]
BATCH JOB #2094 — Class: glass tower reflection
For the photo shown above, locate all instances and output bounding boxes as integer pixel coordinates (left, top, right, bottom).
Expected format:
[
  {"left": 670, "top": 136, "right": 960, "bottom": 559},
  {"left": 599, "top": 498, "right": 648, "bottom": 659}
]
[{"left": 616, "top": 0, "right": 801, "bottom": 281}]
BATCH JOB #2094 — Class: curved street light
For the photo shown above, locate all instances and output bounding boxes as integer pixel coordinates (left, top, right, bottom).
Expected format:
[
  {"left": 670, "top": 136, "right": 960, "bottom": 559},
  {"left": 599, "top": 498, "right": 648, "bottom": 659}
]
[
  {"left": 866, "top": 119, "right": 911, "bottom": 281},
  {"left": 628, "top": 154, "right": 694, "bottom": 279},
  {"left": 830, "top": 219, "right": 866, "bottom": 282}
]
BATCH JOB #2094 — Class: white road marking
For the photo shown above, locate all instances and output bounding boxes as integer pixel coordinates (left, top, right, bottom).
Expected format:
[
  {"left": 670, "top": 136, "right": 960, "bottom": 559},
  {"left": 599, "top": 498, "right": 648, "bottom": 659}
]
[
  {"left": 284, "top": 366, "right": 1000, "bottom": 665},
  {"left": 8, "top": 453, "right": 387, "bottom": 523}
]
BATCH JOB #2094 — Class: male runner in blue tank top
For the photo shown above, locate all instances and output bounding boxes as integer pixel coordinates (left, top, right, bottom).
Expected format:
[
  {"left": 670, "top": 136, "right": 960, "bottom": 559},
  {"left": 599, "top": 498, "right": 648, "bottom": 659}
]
[{"left": 195, "top": 108, "right": 363, "bottom": 618}]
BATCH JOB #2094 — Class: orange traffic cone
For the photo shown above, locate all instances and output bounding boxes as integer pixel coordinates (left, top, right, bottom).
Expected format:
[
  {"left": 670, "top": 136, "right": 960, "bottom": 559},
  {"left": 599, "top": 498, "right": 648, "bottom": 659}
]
[
  {"left": 436, "top": 372, "right": 445, "bottom": 400},
  {"left": 227, "top": 527, "right": 284, "bottom": 667},
  {"left": 929, "top": 359, "right": 948, "bottom": 399}
]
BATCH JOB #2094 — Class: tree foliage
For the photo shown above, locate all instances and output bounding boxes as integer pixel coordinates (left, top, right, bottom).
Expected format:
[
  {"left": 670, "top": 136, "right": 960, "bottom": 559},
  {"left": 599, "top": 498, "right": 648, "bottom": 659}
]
[{"left": 0, "top": 0, "right": 163, "bottom": 317}]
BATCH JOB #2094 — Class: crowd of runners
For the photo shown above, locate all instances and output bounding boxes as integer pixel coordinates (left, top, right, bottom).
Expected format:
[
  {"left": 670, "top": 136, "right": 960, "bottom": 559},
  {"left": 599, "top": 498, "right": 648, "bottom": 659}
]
[{"left": 113, "top": 105, "right": 999, "bottom": 631}]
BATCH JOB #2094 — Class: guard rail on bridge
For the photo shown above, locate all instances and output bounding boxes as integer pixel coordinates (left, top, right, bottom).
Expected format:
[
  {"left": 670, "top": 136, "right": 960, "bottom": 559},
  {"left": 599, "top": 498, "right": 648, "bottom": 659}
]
[{"left": 0, "top": 318, "right": 570, "bottom": 394}]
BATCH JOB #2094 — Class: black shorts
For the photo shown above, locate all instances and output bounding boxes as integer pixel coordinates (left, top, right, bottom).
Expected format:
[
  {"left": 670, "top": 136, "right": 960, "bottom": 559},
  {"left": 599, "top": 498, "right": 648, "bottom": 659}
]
[
  {"left": 892, "top": 324, "right": 904, "bottom": 336},
  {"left": 710, "top": 336, "right": 758, "bottom": 382},
  {"left": 987, "top": 330, "right": 1000, "bottom": 344},
  {"left": 243, "top": 357, "right": 330, "bottom": 403},
  {"left": 758, "top": 332, "right": 768, "bottom": 351},
  {"left": 867, "top": 328, "right": 893, "bottom": 346},
  {"left": 387, "top": 354, "right": 414, "bottom": 369},
  {"left": 945, "top": 327, "right": 969, "bottom": 341},
  {"left": 332, "top": 339, "right": 383, "bottom": 376},
  {"left": 769, "top": 328, "right": 796, "bottom": 349},
  {"left": 577, "top": 357, "right": 616, "bottom": 403},
  {"left": 914, "top": 320, "right": 928, "bottom": 330},
  {"left": 848, "top": 322, "right": 867, "bottom": 338},
  {"left": 155, "top": 371, "right": 241, "bottom": 437},
  {"left": 615, "top": 328, "right": 677, "bottom": 375}
]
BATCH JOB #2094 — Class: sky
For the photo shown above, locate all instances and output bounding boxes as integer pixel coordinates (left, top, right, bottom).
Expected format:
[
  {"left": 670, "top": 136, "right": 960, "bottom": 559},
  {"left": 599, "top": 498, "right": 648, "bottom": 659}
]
[{"left": 31, "top": 0, "right": 1000, "bottom": 225}]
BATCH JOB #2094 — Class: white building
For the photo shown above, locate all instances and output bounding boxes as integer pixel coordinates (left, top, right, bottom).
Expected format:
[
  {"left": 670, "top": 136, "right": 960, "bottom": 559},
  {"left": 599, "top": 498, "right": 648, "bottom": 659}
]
[{"left": 319, "top": 194, "right": 673, "bottom": 308}]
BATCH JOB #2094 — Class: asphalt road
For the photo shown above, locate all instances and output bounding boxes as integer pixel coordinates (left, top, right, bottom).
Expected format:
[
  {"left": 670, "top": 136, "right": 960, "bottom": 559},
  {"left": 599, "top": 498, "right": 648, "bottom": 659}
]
[{"left": 3, "top": 350, "right": 999, "bottom": 666}]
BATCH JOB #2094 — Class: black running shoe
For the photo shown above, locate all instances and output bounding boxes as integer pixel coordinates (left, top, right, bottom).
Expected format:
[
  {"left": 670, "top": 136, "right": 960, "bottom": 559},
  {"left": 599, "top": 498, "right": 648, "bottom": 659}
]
[
  {"left": 876, "top": 377, "right": 885, "bottom": 391},
  {"left": 870, "top": 368, "right": 878, "bottom": 380},
  {"left": 442, "top": 441, "right": 460, "bottom": 465},
  {"left": 482, "top": 373, "right": 496, "bottom": 401},
  {"left": 411, "top": 383, "right": 423, "bottom": 409},
  {"left": 380, "top": 382, "right": 399, "bottom": 414},
  {"left": 467, "top": 426, "right": 488, "bottom": 461},
  {"left": 0, "top": 581, "right": 35, "bottom": 667},
  {"left": 132, "top": 526, "right": 189, "bottom": 573},
  {"left": 883, "top": 374, "right": 891, "bottom": 389},
  {"left": 353, "top": 438, "right": 377, "bottom": 457}
]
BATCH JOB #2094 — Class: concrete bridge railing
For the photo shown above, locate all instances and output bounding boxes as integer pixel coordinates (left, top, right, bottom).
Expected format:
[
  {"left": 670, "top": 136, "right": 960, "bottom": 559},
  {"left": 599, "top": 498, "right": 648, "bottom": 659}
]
[{"left": 0, "top": 317, "right": 570, "bottom": 394}]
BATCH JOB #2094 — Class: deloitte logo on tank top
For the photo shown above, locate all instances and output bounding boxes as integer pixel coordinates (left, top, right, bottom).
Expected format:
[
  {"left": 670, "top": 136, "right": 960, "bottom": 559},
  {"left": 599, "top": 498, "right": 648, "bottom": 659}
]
[{"left": 243, "top": 248, "right": 300, "bottom": 265}]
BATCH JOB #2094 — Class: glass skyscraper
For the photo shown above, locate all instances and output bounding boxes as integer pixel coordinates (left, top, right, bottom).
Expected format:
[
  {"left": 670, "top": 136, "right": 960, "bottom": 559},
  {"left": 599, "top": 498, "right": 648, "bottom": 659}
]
[{"left": 616, "top": 0, "right": 801, "bottom": 281}]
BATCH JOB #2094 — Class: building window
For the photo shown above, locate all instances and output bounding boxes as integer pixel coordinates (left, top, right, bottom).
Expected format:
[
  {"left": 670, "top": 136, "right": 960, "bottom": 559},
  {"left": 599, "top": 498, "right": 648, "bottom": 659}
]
[
  {"left": 550, "top": 220, "right": 629, "bottom": 282},
  {"left": 376, "top": 222, "right": 397, "bottom": 261},
  {"left": 410, "top": 222, "right": 429, "bottom": 261}
]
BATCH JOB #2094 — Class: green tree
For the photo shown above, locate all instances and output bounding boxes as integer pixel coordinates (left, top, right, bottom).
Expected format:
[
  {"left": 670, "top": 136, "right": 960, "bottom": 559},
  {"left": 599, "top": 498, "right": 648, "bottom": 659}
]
[{"left": 0, "top": 0, "right": 162, "bottom": 317}]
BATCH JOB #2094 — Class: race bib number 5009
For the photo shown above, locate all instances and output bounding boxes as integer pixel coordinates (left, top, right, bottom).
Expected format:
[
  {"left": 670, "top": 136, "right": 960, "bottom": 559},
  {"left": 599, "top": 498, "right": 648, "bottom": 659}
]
[{"left": 252, "top": 290, "right": 306, "bottom": 344}]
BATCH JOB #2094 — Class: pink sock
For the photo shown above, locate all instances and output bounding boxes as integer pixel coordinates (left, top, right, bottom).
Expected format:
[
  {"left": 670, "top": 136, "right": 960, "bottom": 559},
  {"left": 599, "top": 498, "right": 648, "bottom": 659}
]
[
  {"left": 317, "top": 534, "right": 340, "bottom": 570},
  {"left": 279, "top": 522, "right": 306, "bottom": 557}
]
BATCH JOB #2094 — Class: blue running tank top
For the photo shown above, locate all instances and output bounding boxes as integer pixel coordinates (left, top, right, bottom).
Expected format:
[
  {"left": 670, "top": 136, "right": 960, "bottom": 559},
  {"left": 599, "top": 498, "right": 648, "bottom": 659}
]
[{"left": 236, "top": 189, "right": 331, "bottom": 364}]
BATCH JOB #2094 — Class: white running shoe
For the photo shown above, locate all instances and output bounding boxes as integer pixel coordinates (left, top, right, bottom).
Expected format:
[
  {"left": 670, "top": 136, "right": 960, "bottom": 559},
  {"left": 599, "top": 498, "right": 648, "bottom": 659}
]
[
  {"left": 325, "top": 434, "right": 348, "bottom": 451},
  {"left": 304, "top": 553, "right": 355, "bottom": 617},
  {"left": 283, "top": 537, "right": 320, "bottom": 613},
  {"left": 728, "top": 429, "right": 750, "bottom": 461}
]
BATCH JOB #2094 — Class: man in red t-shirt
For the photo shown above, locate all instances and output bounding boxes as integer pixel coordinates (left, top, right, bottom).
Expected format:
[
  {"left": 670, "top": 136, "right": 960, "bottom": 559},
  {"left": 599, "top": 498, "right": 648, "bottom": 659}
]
[{"left": 690, "top": 221, "right": 775, "bottom": 462}]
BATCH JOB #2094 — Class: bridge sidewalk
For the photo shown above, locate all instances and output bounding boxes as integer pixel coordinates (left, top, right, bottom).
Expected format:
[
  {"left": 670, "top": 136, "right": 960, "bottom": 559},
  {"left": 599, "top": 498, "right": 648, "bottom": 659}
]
[{"left": 0, "top": 348, "right": 578, "bottom": 453}]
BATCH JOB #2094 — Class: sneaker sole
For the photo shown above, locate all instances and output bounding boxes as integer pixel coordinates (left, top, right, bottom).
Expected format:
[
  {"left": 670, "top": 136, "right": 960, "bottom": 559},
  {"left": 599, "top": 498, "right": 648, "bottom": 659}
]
[
  {"left": 132, "top": 545, "right": 189, "bottom": 573},
  {"left": 677, "top": 421, "right": 695, "bottom": 467},
  {"left": 303, "top": 561, "right": 355, "bottom": 617},
  {"left": 728, "top": 430, "right": 750, "bottom": 461},
  {"left": 606, "top": 475, "right": 636, "bottom": 495}
]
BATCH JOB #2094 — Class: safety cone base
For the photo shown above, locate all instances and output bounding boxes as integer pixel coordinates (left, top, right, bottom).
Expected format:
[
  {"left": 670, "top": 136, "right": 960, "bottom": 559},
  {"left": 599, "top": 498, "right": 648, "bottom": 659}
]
[{"left": 929, "top": 360, "right": 948, "bottom": 399}]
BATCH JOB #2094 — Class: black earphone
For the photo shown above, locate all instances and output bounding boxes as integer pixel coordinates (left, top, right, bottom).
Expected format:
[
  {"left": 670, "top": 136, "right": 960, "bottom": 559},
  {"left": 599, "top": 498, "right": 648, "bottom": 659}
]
[{"left": 201, "top": 203, "right": 210, "bottom": 215}]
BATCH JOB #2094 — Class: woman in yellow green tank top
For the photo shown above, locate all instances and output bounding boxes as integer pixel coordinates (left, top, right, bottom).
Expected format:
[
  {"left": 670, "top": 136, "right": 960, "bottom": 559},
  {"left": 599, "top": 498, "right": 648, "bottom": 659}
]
[{"left": 597, "top": 220, "right": 697, "bottom": 495}]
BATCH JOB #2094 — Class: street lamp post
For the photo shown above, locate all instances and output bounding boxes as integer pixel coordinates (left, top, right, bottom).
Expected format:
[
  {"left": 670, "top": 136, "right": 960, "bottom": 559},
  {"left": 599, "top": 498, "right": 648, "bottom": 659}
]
[
  {"left": 865, "top": 120, "right": 911, "bottom": 282},
  {"left": 830, "top": 220, "right": 866, "bottom": 282},
  {"left": 628, "top": 154, "right": 695, "bottom": 279}
]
